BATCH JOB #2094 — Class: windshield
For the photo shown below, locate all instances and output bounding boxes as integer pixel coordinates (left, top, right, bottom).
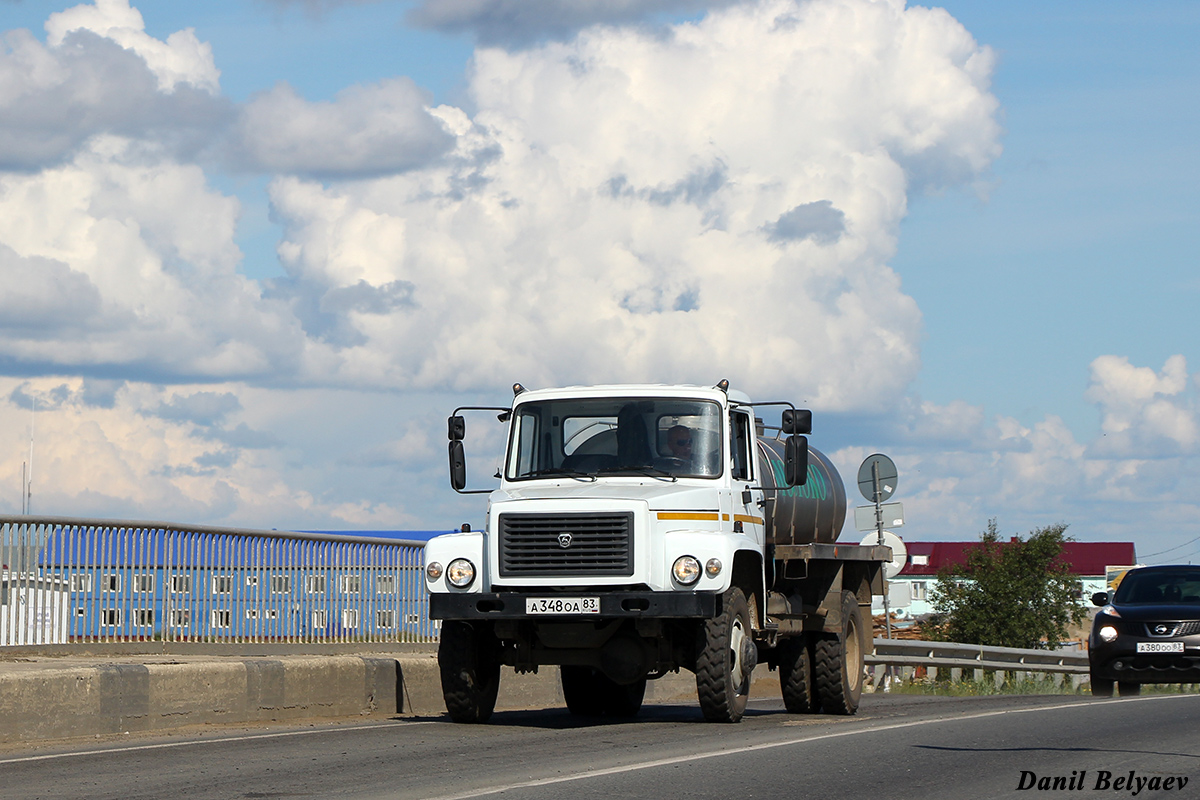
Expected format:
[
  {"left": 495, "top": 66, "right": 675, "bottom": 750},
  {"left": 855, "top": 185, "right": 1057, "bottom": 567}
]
[
  {"left": 505, "top": 397, "right": 723, "bottom": 480},
  {"left": 1112, "top": 568, "right": 1200, "bottom": 605}
]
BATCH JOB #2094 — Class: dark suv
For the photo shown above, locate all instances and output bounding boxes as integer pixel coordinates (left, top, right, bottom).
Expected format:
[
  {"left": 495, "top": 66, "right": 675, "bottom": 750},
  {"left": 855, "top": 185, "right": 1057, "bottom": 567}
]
[{"left": 1089, "top": 565, "right": 1200, "bottom": 696}]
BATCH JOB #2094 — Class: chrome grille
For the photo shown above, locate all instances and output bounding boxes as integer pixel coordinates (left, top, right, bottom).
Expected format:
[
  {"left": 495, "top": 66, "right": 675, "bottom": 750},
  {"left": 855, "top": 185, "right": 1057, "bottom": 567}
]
[
  {"left": 499, "top": 513, "right": 634, "bottom": 577},
  {"left": 1145, "top": 621, "right": 1200, "bottom": 637}
]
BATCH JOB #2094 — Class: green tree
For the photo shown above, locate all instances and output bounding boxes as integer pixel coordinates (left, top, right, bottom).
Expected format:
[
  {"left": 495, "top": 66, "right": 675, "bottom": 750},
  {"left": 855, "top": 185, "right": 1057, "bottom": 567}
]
[{"left": 927, "top": 520, "right": 1088, "bottom": 650}]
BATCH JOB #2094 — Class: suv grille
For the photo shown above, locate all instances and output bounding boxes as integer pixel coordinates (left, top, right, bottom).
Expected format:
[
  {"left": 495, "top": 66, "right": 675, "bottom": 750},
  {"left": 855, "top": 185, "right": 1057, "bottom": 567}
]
[
  {"left": 499, "top": 513, "right": 634, "bottom": 577},
  {"left": 1145, "top": 621, "right": 1200, "bottom": 637}
]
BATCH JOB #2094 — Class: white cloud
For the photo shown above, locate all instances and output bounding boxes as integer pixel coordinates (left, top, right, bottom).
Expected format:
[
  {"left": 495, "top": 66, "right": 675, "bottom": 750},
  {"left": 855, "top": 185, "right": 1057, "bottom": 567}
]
[
  {"left": 0, "top": 24, "right": 230, "bottom": 170},
  {"left": 0, "top": 137, "right": 313, "bottom": 381},
  {"left": 231, "top": 79, "right": 456, "bottom": 178},
  {"left": 45, "top": 0, "right": 220, "bottom": 93},
  {"left": 1086, "top": 354, "right": 1199, "bottom": 456},
  {"left": 853, "top": 357, "right": 1200, "bottom": 552},
  {"left": 268, "top": 0, "right": 1001, "bottom": 406}
]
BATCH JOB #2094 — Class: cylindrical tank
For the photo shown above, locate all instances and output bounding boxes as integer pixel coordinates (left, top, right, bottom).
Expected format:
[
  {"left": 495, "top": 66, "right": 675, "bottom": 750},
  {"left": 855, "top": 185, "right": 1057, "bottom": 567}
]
[{"left": 756, "top": 438, "right": 847, "bottom": 545}]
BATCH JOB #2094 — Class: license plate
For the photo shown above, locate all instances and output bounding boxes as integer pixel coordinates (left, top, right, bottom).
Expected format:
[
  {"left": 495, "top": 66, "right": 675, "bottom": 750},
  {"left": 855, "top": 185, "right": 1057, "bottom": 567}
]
[
  {"left": 525, "top": 597, "right": 600, "bottom": 615},
  {"left": 1137, "top": 641, "right": 1184, "bottom": 653}
]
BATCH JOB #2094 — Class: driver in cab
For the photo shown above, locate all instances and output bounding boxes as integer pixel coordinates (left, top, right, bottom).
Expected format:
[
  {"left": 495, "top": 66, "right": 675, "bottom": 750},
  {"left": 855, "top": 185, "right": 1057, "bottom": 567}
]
[{"left": 665, "top": 425, "right": 717, "bottom": 475}]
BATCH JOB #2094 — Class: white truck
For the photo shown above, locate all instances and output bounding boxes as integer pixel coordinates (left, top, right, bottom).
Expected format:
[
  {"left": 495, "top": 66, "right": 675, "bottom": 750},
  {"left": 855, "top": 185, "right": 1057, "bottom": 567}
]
[{"left": 424, "top": 381, "right": 889, "bottom": 723}]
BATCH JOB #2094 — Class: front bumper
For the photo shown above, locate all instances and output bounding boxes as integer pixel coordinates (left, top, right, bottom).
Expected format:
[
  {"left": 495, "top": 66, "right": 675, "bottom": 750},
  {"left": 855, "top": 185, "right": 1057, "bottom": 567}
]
[
  {"left": 430, "top": 591, "right": 719, "bottom": 620},
  {"left": 1089, "top": 648, "right": 1200, "bottom": 682}
]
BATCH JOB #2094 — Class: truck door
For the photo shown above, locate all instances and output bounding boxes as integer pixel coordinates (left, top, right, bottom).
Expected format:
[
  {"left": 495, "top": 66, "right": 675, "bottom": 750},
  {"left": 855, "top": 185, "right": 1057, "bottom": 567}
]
[{"left": 730, "top": 410, "right": 764, "bottom": 543}]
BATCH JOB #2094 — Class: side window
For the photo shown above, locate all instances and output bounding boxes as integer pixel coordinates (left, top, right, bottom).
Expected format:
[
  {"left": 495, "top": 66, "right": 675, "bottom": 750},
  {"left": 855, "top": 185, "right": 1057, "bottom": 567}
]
[
  {"left": 730, "top": 412, "right": 752, "bottom": 481},
  {"left": 507, "top": 411, "right": 540, "bottom": 477}
]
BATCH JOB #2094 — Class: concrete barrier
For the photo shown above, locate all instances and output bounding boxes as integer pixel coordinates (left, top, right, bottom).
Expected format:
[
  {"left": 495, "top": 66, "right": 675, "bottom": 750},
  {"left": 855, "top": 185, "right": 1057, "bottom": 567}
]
[{"left": 0, "top": 648, "right": 783, "bottom": 744}]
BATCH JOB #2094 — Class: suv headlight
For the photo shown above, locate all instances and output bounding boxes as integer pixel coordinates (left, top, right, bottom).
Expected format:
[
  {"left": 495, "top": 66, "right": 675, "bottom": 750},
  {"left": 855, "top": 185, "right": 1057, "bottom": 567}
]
[
  {"left": 1099, "top": 625, "right": 1118, "bottom": 643},
  {"left": 673, "top": 555, "right": 701, "bottom": 585},
  {"left": 446, "top": 558, "right": 476, "bottom": 588}
]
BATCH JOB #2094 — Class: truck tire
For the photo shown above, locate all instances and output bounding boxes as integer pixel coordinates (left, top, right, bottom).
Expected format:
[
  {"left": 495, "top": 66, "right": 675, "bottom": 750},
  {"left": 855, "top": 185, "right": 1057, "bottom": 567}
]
[
  {"left": 439, "top": 621, "right": 501, "bottom": 723},
  {"left": 778, "top": 634, "right": 816, "bottom": 714},
  {"left": 561, "top": 666, "right": 647, "bottom": 717},
  {"left": 604, "top": 676, "right": 647, "bottom": 717},
  {"left": 561, "top": 666, "right": 606, "bottom": 716},
  {"left": 696, "top": 587, "right": 754, "bottom": 723},
  {"left": 813, "top": 591, "right": 864, "bottom": 716}
]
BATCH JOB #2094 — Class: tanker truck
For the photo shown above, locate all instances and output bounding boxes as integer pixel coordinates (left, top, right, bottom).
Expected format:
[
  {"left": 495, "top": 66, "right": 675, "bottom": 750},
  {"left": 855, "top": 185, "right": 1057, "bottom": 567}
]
[{"left": 424, "top": 381, "right": 889, "bottom": 723}]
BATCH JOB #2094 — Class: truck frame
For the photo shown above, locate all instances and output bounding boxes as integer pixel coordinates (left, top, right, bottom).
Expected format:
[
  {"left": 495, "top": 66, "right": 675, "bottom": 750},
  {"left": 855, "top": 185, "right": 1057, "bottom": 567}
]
[{"left": 424, "top": 382, "right": 888, "bottom": 722}]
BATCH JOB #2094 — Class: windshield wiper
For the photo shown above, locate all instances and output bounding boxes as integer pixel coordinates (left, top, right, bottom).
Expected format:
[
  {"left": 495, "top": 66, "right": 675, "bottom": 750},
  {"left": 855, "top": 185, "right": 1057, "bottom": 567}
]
[
  {"left": 596, "top": 466, "right": 678, "bottom": 482},
  {"left": 525, "top": 468, "right": 597, "bottom": 482}
]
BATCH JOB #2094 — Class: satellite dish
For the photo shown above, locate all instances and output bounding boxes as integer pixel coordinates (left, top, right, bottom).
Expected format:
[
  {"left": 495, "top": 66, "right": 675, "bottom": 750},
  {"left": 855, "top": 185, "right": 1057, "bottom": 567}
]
[
  {"left": 861, "top": 530, "right": 907, "bottom": 579},
  {"left": 857, "top": 454, "right": 898, "bottom": 503}
]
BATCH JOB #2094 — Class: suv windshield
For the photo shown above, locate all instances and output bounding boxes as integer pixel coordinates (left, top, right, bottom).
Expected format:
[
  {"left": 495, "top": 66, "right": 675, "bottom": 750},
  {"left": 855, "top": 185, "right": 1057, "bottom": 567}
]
[
  {"left": 506, "top": 397, "right": 723, "bottom": 481},
  {"left": 1112, "top": 568, "right": 1200, "bottom": 605}
]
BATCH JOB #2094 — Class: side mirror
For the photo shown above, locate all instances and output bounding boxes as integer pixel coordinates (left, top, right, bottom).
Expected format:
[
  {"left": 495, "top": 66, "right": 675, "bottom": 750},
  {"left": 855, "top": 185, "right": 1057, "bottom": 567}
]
[
  {"left": 781, "top": 409, "right": 812, "bottom": 435},
  {"left": 1091, "top": 591, "right": 1110, "bottom": 607},
  {"left": 447, "top": 415, "right": 466, "bottom": 441},
  {"left": 449, "top": 440, "right": 467, "bottom": 491},
  {"left": 784, "top": 435, "right": 808, "bottom": 487}
]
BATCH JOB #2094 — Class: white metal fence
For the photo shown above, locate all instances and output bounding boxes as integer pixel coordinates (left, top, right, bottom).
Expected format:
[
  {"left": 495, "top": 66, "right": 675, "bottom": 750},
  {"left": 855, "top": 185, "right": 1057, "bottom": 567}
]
[{"left": 1, "top": 515, "right": 433, "bottom": 646}]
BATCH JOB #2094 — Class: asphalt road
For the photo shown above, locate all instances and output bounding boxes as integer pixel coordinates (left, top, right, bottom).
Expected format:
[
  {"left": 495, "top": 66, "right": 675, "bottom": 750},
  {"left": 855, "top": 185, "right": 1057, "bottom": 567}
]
[{"left": 4, "top": 692, "right": 1199, "bottom": 800}]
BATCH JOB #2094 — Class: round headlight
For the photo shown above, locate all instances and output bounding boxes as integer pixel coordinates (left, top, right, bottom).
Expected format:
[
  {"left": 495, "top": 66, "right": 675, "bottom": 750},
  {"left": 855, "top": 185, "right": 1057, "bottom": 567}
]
[
  {"left": 1099, "top": 625, "right": 1118, "bottom": 643},
  {"left": 446, "top": 558, "right": 476, "bottom": 588},
  {"left": 705, "top": 558, "right": 723, "bottom": 578},
  {"left": 425, "top": 561, "right": 444, "bottom": 581},
  {"left": 673, "top": 555, "right": 701, "bottom": 585}
]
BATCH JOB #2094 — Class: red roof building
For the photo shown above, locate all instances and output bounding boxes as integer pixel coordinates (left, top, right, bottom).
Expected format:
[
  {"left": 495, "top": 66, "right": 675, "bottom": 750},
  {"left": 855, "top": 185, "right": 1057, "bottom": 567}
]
[{"left": 897, "top": 540, "right": 1137, "bottom": 579}]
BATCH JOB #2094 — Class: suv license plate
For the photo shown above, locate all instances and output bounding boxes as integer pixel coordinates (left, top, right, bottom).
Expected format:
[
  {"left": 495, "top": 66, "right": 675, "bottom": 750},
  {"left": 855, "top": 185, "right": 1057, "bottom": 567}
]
[
  {"left": 1137, "top": 641, "right": 1184, "bottom": 653},
  {"left": 526, "top": 597, "right": 600, "bottom": 615}
]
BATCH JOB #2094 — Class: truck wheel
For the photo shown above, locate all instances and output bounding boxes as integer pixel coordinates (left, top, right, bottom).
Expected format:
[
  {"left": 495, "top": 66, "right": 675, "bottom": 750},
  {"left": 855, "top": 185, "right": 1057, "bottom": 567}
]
[
  {"left": 604, "top": 676, "right": 647, "bottom": 717},
  {"left": 696, "top": 587, "right": 754, "bottom": 723},
  {"left": 813, "top": 591, "right": 864, "bottom": 716},
  {"left": 561, "top": 667, "right": 647, "bottom": 717},
  {"left": 778, "top": 634, "right": 816, "bottom": 714},
  {"left": 439, "top": 621, "right": 501, "bottom": 723},
  {"left": 561, "top": 666, "right": 607, "bottom": 716}
]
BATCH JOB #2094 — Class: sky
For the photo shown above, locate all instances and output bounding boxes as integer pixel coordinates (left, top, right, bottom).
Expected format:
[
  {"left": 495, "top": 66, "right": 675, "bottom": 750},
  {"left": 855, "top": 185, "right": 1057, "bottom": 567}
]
[{"left": 0, "top": 0, "right": 1197, "bottom": 563}]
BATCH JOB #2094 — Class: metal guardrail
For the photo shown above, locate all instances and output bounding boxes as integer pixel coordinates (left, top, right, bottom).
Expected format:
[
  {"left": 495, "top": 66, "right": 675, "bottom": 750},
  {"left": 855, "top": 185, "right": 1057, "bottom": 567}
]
[
  {"left": 868, "top": 637, "right": 1089, "bottom": 675},
  {"left": 1, "top": 515, "right": 433, "bottom": 646}
]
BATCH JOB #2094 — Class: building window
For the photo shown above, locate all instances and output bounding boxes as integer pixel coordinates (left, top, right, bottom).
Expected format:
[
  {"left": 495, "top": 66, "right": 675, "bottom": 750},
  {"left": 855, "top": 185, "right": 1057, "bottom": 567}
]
[
  {"left": 211, "top": 609, "right": 232, "bottom": 629},
  {"left": 169, "top": 609, "right": 191, "bottom": 627},
  {"left": 170, "top": 575, "right": 192, "bottom": 594},
  {"left": 245, "top": 575, "right": 259, "bottom": 588},
  {"left": 376, "top": 610, "right": 395, "bottom": 628},
  {"left": 340, "top": 575, "right": 361, "bottom": 595},
  {"left": 134, "top": 609, "right": 154, "bottom": 627},
  {"left": 312, "top": 610, "right": 327, "bottom": 629},
  {"left": 70, "top": 574, "right": 93, "bottom": 593},
  {"left": 342, "top": 609, "right": 359, "bottom": 629},
  {"left": 245, "top": 608, "right": 259, "bottom": 620},
  {"left": 101, "top": 574, "right": 121, "bottom": 593},
  {"left": 133, "top": 574, "right": 155, "bottom": 594},
  {"left": 911, "top": 582, "right": 927, "bottom": 601},
  {"left": 212, "top": 575, "right": 233, "bottom": 594},
  {"left": 100, "top": 608, "right": 121, "bottom": 627},
  {"left": 270, "top": 575, "right": 291, "bottom": 594},
  {"left": 912, "top": 555, "right": 929, "bottom": 566},
  {"left": 306, "top": 575, "right": 327, "bottom": 594},
  {"left": 376, "top": 575, "right": 396, "bottom": 595}
]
